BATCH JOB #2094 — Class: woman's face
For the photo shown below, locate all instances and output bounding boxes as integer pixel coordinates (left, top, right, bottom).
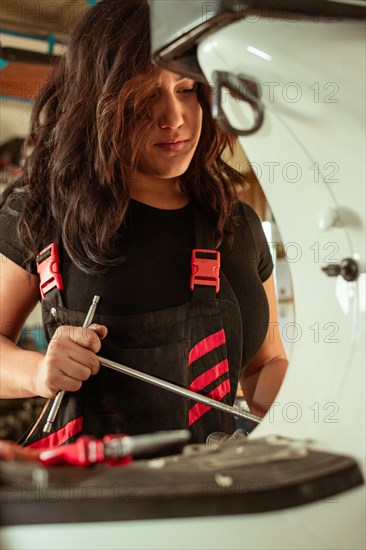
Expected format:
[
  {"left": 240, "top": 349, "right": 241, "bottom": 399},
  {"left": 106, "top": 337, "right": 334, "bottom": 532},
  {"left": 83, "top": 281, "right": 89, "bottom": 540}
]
[{"left": 135, "top": 70, "right": 203, "bottom": 182}]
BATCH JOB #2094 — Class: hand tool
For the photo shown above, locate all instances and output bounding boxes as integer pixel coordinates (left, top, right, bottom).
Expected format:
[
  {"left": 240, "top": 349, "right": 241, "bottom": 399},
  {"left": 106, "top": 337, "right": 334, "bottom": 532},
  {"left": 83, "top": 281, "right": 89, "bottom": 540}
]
[
  {"left": 43, "top": 295, "right": 100, "bottom": 433},
  {"left": 39, "top": 430, "right": 191, "bottom": 466},
  {"left": 97, "top": 355, "right": 261, "bottom": 425}
]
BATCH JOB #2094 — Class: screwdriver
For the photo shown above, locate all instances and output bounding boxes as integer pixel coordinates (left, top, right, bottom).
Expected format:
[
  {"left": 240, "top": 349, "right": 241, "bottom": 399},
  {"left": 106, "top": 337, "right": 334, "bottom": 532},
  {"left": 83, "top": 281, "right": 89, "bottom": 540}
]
[
  {"left": 39, "top": 430, "right": 191, "bottom": 466},
  {"left": 43, "top": 295, "right": 100, "bottom": 433}
]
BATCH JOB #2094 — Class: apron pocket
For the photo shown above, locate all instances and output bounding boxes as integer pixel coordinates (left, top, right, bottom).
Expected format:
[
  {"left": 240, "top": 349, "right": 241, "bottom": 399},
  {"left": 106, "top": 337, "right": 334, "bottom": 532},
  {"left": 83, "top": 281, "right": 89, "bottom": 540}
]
[{"left": 83, "top": 339, "right": 191, "bottom": 437}]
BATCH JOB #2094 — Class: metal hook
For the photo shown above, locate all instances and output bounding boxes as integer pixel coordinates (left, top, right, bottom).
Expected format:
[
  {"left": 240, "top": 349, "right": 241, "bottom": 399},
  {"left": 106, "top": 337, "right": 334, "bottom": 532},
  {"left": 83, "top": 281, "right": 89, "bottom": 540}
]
[{"left": 211, "top": 70, "right": 264, "bottom": 136}]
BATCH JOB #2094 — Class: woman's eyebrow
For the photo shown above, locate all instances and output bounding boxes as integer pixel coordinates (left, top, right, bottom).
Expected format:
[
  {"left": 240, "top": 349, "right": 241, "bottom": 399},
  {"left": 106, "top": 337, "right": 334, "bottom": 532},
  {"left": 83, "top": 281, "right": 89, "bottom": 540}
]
[{"left": 175, "top": 75, "right": 195, "bottom": 83}]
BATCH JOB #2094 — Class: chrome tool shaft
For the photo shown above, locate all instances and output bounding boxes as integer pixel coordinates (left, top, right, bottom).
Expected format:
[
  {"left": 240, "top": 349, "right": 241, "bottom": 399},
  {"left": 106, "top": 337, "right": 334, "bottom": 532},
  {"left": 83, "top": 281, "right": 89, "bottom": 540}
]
[
  {"left": 43, "top": 295, "right": 100, "bottom": 433},
  {"left": 97, "top": 355, "right": 261, "bottom": 425}
]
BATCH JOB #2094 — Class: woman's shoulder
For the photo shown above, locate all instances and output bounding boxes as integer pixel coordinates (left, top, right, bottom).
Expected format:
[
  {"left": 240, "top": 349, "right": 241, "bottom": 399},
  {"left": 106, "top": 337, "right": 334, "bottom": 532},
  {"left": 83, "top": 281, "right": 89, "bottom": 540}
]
[
  {"left": 231, "top": 199, "right": 266, "bottom": 240},
  {"left": 235, "top": 199, "right": 262, "bottom": 220},
  {"left": 0, "top": 183, "right": 29, "bottom": 215},
  {"left": 0, "top": 185, "right": 35, "bottom": 272},
  {"left": 221, "top": 199, "right": 273, "bottom": 282}
]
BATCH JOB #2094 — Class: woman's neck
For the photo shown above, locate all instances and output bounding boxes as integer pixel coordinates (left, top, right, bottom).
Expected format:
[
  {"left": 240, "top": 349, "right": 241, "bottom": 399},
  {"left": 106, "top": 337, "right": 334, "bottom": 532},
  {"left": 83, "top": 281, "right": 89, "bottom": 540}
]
[{"left": 129, "top": 174, "right": 190, "bottom": 210}]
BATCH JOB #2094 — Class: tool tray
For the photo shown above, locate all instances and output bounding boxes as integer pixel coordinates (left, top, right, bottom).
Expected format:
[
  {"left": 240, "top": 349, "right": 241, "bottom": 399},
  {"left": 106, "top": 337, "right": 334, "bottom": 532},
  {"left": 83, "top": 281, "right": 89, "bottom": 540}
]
[{"left": 0, "top": 436, "right": 363, "bottom": 525}]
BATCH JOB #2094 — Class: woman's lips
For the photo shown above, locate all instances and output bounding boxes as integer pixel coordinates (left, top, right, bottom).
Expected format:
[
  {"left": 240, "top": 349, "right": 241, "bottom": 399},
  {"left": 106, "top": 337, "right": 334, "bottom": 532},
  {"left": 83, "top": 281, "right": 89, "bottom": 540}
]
[{"left": 155, "top": 140, "right": 190, "bottom": 152}]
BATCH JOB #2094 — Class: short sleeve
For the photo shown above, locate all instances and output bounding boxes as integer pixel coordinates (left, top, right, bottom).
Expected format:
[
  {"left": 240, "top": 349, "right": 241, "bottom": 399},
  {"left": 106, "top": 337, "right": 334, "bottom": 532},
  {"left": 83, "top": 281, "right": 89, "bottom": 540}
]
[
  {"left": 0, "top": 191, "right": 37, "bottom": 275},
  {"left": 239, "top": 201, "right": 273, "bottom": 282}
]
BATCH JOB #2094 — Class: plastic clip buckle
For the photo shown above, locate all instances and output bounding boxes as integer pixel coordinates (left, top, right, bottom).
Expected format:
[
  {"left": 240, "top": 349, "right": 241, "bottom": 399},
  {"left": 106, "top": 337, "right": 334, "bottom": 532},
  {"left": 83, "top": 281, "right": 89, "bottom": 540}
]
[
  {"left": 190, "top": 249, "right": 220, "bottom": 293},
  {"left": 36, "top": 243, "right": 64, "bottom": 299}
]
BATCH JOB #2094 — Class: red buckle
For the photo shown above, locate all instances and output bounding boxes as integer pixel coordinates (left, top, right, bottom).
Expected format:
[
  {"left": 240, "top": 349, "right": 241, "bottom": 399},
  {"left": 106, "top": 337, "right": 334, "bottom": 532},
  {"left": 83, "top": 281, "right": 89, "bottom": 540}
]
[
  {"left": 190, "top": 249, "right": 220, "bottom": 293},
  {"left": 36, "top": 243, "right": 64, "bottom": 299}
]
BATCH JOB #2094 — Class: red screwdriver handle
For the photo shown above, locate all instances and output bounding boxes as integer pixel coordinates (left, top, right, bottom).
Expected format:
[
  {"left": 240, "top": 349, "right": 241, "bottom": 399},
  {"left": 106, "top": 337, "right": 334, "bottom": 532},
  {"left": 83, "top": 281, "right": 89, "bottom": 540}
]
[
  {"left": 39, "top": 435, "right": 132, "bottom": 467},
  {"left": 39, "top": 436, "right": 104, "bottom": 466}
]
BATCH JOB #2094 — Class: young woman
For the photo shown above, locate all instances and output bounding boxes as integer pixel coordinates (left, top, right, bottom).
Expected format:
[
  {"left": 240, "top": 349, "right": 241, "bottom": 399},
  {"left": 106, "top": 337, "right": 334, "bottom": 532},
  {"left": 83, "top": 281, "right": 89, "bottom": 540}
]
[{"left": 0, "top": 0, "right": 287, "bottom": 446}]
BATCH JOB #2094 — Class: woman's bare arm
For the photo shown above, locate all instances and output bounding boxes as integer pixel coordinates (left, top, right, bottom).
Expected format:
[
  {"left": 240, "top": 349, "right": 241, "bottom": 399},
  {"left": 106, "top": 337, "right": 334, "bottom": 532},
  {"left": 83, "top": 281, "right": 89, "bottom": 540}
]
[
  {"left": 0, "top": 255, "right": 106, "bottom": 398},
  {"left": 240, "top": 273, "right": 288, "bottom": 417}
]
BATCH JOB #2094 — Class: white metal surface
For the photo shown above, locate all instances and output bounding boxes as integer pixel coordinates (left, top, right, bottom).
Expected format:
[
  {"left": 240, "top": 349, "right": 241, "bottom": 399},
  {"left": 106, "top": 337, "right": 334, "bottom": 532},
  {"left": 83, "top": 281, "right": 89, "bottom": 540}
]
[
  {"left": 196, "top": 13, "right": 365, "bottom": 454},
  {"left": 196, "top": 13, "right": 366, "bottom": 548}
]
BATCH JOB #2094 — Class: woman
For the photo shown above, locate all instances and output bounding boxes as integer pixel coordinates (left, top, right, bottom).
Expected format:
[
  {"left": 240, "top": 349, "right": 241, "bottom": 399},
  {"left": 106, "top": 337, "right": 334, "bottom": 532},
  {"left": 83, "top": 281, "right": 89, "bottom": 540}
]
[{"left": 0, "top": 0, "right": 287, "bottom": 447}]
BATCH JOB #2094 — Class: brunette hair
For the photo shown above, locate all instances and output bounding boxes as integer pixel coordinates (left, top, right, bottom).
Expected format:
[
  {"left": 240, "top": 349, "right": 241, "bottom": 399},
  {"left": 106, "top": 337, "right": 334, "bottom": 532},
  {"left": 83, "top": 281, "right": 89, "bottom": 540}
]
[{"left": 1, "top": 0, "right": 246, "bottom": 274}]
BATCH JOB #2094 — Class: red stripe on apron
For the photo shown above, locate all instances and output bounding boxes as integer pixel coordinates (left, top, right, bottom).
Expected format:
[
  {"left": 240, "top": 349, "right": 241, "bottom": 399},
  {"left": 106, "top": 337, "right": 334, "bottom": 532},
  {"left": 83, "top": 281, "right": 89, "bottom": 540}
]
[
  {"left": 188, "top": 379, "right": 231, "bottom": 425},
  {"left": 189, "top": 359, "right": 229, "bottom": 392},
  {"left": 188, "top": 328, "right": 226, "bottom": 365},
  {"left": 27, "top": 416, "right": 83, "bottom": 449}
]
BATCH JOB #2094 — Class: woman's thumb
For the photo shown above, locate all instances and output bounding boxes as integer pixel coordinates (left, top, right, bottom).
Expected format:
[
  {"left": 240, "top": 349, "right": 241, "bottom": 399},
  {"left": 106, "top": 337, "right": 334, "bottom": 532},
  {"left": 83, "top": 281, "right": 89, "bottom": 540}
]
[{"left": 89, "top": 324, "right": 108, "bottom": 340}]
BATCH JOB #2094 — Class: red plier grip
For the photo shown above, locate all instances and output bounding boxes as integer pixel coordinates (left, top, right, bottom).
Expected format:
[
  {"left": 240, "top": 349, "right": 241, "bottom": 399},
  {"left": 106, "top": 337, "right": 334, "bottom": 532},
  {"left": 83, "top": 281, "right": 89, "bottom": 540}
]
[{"left": 39, "top": 436, "right": 131, "bottom": 467}]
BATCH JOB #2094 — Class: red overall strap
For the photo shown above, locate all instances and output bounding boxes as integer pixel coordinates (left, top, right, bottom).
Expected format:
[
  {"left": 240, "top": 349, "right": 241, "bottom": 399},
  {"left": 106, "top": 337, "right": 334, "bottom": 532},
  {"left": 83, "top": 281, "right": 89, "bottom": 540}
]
[
  {"left": 27, "top": 417, "right": 83, "bottom": 449},
  {"left": 36, "top": 243, "right": 64, "bottom": 299},
  {"left": 187, "top": 206, "right": 232, "bottom": 431},
  {"left": 20, "top": 238, "right": 75, "bottom": 449},
  {"left": 191, "top": 205, "right": 220, "bottom": 298}
]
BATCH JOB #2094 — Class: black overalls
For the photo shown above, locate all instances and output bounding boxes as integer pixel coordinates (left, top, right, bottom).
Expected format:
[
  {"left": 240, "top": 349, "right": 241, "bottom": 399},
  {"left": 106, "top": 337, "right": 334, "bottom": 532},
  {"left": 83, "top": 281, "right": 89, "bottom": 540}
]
[{"left": 22, "top": 207, "right": 243, "bottom": 448}]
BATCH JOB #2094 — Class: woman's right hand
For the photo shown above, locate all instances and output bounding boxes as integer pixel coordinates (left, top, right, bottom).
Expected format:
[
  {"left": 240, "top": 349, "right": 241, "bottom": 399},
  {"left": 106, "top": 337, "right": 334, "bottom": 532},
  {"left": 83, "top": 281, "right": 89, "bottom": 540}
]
[{"left": 35, "top": 324, "right": 108, "bottom": 398}]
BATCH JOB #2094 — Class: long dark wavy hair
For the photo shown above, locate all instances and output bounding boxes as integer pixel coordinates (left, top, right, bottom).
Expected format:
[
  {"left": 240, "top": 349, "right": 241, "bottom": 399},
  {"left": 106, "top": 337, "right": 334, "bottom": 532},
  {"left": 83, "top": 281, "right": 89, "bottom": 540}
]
[{"left": 1, "top": 0, "right": 247, "bottom": 274}]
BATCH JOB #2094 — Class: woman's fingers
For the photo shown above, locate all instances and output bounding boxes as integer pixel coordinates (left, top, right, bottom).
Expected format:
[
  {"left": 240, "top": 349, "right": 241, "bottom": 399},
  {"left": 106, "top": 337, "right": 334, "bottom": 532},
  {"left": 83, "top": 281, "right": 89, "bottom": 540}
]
[
  {"left": 50, "top": 325, "right": 107, "bottom": 353},
  {"left": 35, "top": 324, "right": 108, "bottom": 398}
]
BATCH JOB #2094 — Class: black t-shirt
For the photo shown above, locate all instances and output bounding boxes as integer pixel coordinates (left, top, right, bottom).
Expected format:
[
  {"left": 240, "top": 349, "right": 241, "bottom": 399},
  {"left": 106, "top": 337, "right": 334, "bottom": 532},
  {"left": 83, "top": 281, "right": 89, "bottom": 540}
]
[{"left": 0, "top": 196, "right": 273, "bottom": 367}]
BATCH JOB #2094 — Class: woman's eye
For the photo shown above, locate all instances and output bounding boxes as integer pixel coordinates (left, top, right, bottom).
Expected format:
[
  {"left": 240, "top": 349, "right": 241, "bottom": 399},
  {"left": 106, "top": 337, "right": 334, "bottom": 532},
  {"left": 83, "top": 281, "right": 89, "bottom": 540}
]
[{"left": 179, "top": 87, "right": 197, "bottom": 94}]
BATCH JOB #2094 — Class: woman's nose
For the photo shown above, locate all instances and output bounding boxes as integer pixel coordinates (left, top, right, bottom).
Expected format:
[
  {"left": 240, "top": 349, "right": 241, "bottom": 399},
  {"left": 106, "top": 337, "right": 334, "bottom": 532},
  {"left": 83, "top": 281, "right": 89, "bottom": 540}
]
[{"left": 156, "top": 95, "right": 184, "bottom": 129}]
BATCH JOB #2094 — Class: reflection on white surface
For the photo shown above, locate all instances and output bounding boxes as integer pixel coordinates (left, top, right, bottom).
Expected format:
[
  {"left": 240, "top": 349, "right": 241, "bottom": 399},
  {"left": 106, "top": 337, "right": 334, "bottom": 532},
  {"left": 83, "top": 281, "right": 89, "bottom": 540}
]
[
  {"left": 359, "top": 273, "right": 366, "bottom": 313},
  {"left": 335, "top": 277, "right": 354, "bottom": 316},
  {"left": 247, "top": 45, "right": 271, "bottom": 61},
  {"left": 201, "top": 40, "right": 217, "bottom": 54}
]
